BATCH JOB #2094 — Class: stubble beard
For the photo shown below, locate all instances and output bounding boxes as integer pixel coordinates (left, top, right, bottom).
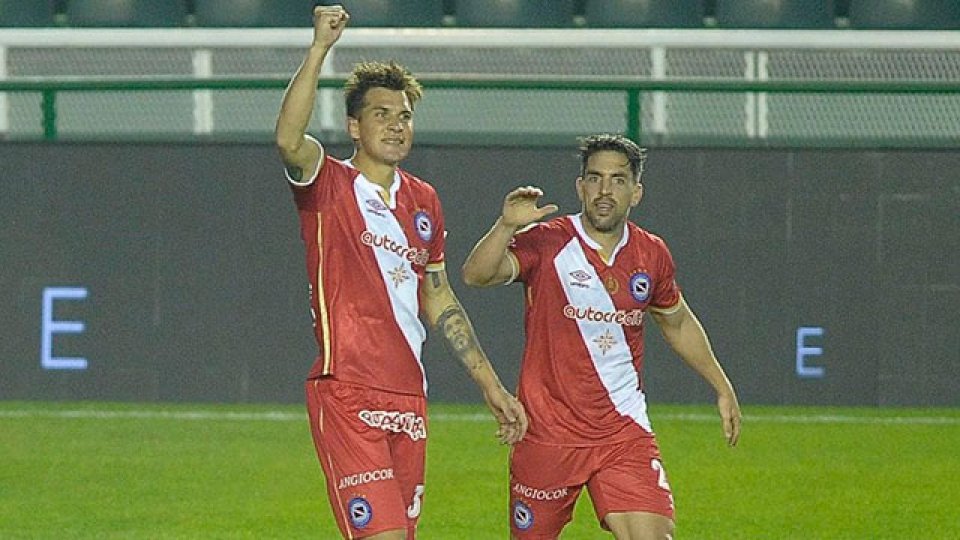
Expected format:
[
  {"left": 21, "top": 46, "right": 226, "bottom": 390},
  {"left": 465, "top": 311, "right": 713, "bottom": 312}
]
[{"left": 583, "top": 208, "right": 624, "bottom": 234}]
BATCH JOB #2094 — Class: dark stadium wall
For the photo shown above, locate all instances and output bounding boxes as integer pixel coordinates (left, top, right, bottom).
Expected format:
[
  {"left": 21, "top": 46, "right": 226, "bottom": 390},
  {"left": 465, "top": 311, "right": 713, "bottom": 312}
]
[{"left": 1, "top": 142, "right": 957, "bottom": 406}]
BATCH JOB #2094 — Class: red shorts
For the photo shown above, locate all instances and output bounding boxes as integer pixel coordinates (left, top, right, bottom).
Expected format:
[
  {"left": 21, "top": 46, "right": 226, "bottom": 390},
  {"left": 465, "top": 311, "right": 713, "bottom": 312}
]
[
  {"left": 306, "top": 378, "right": 427, "bottom": 539},
  {"left": 509, "top": 437, "right": 675, "bottom": 538}
]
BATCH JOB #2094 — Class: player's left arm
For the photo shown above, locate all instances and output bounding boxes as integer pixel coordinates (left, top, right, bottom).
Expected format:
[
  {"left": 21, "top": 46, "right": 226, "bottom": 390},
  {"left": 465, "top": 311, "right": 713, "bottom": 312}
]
[
  {"left": 650, "top": 297, "right": 742, "bottom": 446},
  {"left": 420, "top": 266, "right": 528, "bottom": 444}
]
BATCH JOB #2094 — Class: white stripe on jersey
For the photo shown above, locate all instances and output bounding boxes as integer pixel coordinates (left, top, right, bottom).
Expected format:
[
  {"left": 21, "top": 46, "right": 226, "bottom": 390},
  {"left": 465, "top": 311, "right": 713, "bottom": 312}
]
[
  {"left": 553, "top": 238, "right": 652, "bottom": 433},
  {"left": 352, "top": 172, "right": 428, "bottom": 394}
]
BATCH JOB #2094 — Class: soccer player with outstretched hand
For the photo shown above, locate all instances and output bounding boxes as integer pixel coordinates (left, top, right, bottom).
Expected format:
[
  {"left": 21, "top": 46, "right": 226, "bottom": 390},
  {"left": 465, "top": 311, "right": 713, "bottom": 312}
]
[
  {"left": 275, "top": 5, "right": 527, "bottom": 539},
  {"left": 463, "top": 134, "right": 741, "bottom": 539}
]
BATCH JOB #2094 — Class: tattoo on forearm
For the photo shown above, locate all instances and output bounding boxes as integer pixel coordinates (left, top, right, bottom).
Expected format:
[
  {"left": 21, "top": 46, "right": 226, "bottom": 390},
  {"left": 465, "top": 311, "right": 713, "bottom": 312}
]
[{"left": 436, "top": 305, "right": 482, "bottom": 371}]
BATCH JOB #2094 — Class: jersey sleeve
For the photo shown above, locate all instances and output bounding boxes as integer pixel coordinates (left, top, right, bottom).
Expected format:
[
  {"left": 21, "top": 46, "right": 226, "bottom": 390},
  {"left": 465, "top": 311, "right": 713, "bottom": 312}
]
[
  {"left": 425, "top": 187, "right": 446, "bottom": 271},
  {"left": 289, "top": 152, "right": 343, "bottom": 213},
  {"left": 508, "top": 222, "right": 548, "bottom": 283},
  {"left": 284, "top": 134, "right": 324, "bottom": 188},
  {"left": 648, "top": 236, "right": 682, "bottom": 314}
]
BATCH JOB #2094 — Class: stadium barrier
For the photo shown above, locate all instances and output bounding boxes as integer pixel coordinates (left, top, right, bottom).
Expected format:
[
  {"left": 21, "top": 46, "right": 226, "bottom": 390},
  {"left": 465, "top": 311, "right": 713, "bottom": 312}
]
[
  {"left": 2, "top": 75, "right": 960, "bottom": 145},
  {"left": 1, "top": 27, "right": 959, "bottom": 145}
]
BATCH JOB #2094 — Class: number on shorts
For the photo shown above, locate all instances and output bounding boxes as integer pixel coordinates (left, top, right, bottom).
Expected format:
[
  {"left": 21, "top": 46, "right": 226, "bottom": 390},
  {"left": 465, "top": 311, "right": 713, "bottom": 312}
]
[
  {"left": 406, "top": 484, "right": 425, "bottom": 519},
  {"left": 651, "top": 459, "right": 671, "bottom": 491},
  {"left": 651, "top": 458, "right": 675, "bottom": 508}
]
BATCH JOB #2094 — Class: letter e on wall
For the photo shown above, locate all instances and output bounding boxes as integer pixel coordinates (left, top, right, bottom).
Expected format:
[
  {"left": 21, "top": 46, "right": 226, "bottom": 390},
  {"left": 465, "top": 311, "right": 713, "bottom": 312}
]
[{"left": 41, "top": 287, "right": 89, "bottom": 370}]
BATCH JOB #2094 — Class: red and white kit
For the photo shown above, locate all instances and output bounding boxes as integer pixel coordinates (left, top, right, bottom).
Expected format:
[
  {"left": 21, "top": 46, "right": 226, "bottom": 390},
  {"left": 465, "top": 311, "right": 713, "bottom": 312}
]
[
  {"left": 290, "top": 139, "right": 445, "bottom": 538},
  {"left": 290, "top": 142, "right": 446, "bottom": 396},
  {"left": 507, "top": 214, "right": 680, "bottom": 536}
]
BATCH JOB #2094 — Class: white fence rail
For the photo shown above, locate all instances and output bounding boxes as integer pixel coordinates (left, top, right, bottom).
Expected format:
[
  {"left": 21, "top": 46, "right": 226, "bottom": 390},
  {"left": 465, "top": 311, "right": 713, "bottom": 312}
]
[{"left": 1, "top": 28, "right": 958, "bottom": 144}]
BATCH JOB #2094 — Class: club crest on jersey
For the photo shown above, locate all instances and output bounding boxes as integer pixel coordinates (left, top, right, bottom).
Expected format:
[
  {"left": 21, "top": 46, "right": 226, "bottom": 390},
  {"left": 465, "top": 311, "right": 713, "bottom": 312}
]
[
  {"left": 513, "top": 501, "right": 534, "bottom": 530},
  {"left": 364, "top": 198, "right": 389, "bottom": 217},
  {"left": 348, "top": 497, "right": 373, "bottom": 529},
  {"left": 413, "top": 211, "right": 433, "bottom": 242},
  {"left": 629, "top": 272, "right": 652, "bottom": 303}
]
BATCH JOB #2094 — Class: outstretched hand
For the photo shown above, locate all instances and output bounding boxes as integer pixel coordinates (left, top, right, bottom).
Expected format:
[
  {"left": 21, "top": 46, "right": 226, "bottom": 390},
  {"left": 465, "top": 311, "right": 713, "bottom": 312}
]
[
  {"left": 312, "top": 4, "right": 350, "bottom": 49},
  {"left": 482, "top": 386, "right": 528, "bottom": 445},
  {"left": 501, "top": 186, "right": 559, "bottom": 230}
]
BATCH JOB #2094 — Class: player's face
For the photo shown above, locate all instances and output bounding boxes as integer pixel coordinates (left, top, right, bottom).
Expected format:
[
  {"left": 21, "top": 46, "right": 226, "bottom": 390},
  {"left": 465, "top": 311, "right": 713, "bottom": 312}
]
[
  {"left": 442, "top": 315, "right": 469, "bottom": 352},
  {"left": 576, "top": 150, "right": 642, "bottom": 234},
  {"left": 348, "top": 87, "right": 414, "bottom": 167}
]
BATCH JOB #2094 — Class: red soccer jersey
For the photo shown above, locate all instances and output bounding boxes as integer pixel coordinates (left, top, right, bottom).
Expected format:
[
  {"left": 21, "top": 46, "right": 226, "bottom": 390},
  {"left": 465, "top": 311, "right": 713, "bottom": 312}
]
[
  {"left": 509, "top": 214, "right": 681, "bottom": 446},
  {"left": 289, "top": 145, "right": 446, "bottom": 397}
]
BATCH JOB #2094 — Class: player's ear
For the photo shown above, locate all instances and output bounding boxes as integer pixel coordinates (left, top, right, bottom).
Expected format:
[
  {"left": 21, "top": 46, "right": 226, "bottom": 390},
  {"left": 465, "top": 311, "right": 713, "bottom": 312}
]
[
  {"left": 631, "top": 183, "right": 643, "bottom": 207},
  {"left": 346, "top": 116, "right": 360, "bottom": 140},
  {"left": 575, "top": 176, "right": 585, "bottom": 200}
]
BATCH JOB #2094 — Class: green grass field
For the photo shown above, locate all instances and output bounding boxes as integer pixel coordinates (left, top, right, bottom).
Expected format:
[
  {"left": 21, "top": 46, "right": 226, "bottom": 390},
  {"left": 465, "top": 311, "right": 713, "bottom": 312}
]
[{"left": 2, "top": 401, "right": 959, "bottom": 539}]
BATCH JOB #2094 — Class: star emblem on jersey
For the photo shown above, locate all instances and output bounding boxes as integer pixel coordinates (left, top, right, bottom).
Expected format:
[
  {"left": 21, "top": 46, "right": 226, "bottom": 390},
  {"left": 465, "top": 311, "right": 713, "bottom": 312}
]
[
  {"left": 593, "top": 329, "right": 617, "bottom": 355},
  {"left": 389, "top": 265, "right": 410, "bottom": 287}
]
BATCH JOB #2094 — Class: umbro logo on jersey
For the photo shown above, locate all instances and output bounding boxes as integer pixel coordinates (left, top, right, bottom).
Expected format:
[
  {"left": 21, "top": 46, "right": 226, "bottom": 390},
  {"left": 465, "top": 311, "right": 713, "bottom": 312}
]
[
  {"left": 569, "top": 270, "right": 592, "bottom": 282},
  {"left": 568, "top": 269, "right": 593, "bottom": 288},
  {"left": 364, "top": 198, "right": 389, "bottom": 216}
]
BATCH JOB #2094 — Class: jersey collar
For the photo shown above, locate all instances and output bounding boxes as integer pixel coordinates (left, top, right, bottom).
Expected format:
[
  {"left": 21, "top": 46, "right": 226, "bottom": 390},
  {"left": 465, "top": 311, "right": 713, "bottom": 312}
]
[{"left": 569, "top": 213, "right": 630, "bottom": 266}]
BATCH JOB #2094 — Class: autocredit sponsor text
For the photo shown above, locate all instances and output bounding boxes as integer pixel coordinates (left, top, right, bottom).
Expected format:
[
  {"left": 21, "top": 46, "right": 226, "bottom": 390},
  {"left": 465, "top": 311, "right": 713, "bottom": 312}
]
[
  {"left": 563, "top": 304, "right": 644, "bottom": 326},
  {"left": 360, "top": 230, "right": 429, "bottom": 266}
]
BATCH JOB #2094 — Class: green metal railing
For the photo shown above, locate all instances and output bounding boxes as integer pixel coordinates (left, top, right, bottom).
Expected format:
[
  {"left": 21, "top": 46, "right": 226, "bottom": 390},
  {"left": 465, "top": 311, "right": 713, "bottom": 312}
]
[{"left": 2, "top": 75, "right": 959, "bottom": 142}]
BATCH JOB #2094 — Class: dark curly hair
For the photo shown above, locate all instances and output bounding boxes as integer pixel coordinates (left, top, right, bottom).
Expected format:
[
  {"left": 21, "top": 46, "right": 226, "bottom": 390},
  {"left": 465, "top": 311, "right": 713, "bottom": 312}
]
[
  {"left": 344, "top": 61, "right": 423, "bottom": 119},
  {"left": 577, "top": 133, "right": 647, "bottom": 183}
]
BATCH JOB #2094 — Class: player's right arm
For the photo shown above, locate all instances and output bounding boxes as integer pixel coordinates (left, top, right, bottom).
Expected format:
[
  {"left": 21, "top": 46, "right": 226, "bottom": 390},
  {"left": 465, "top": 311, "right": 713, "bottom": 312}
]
[
  {"left": 275, "top": 5, "right": 349, "bottom": 183},
  {"left": 462, "top": 186, "right": 558, "bottom": 287}
]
